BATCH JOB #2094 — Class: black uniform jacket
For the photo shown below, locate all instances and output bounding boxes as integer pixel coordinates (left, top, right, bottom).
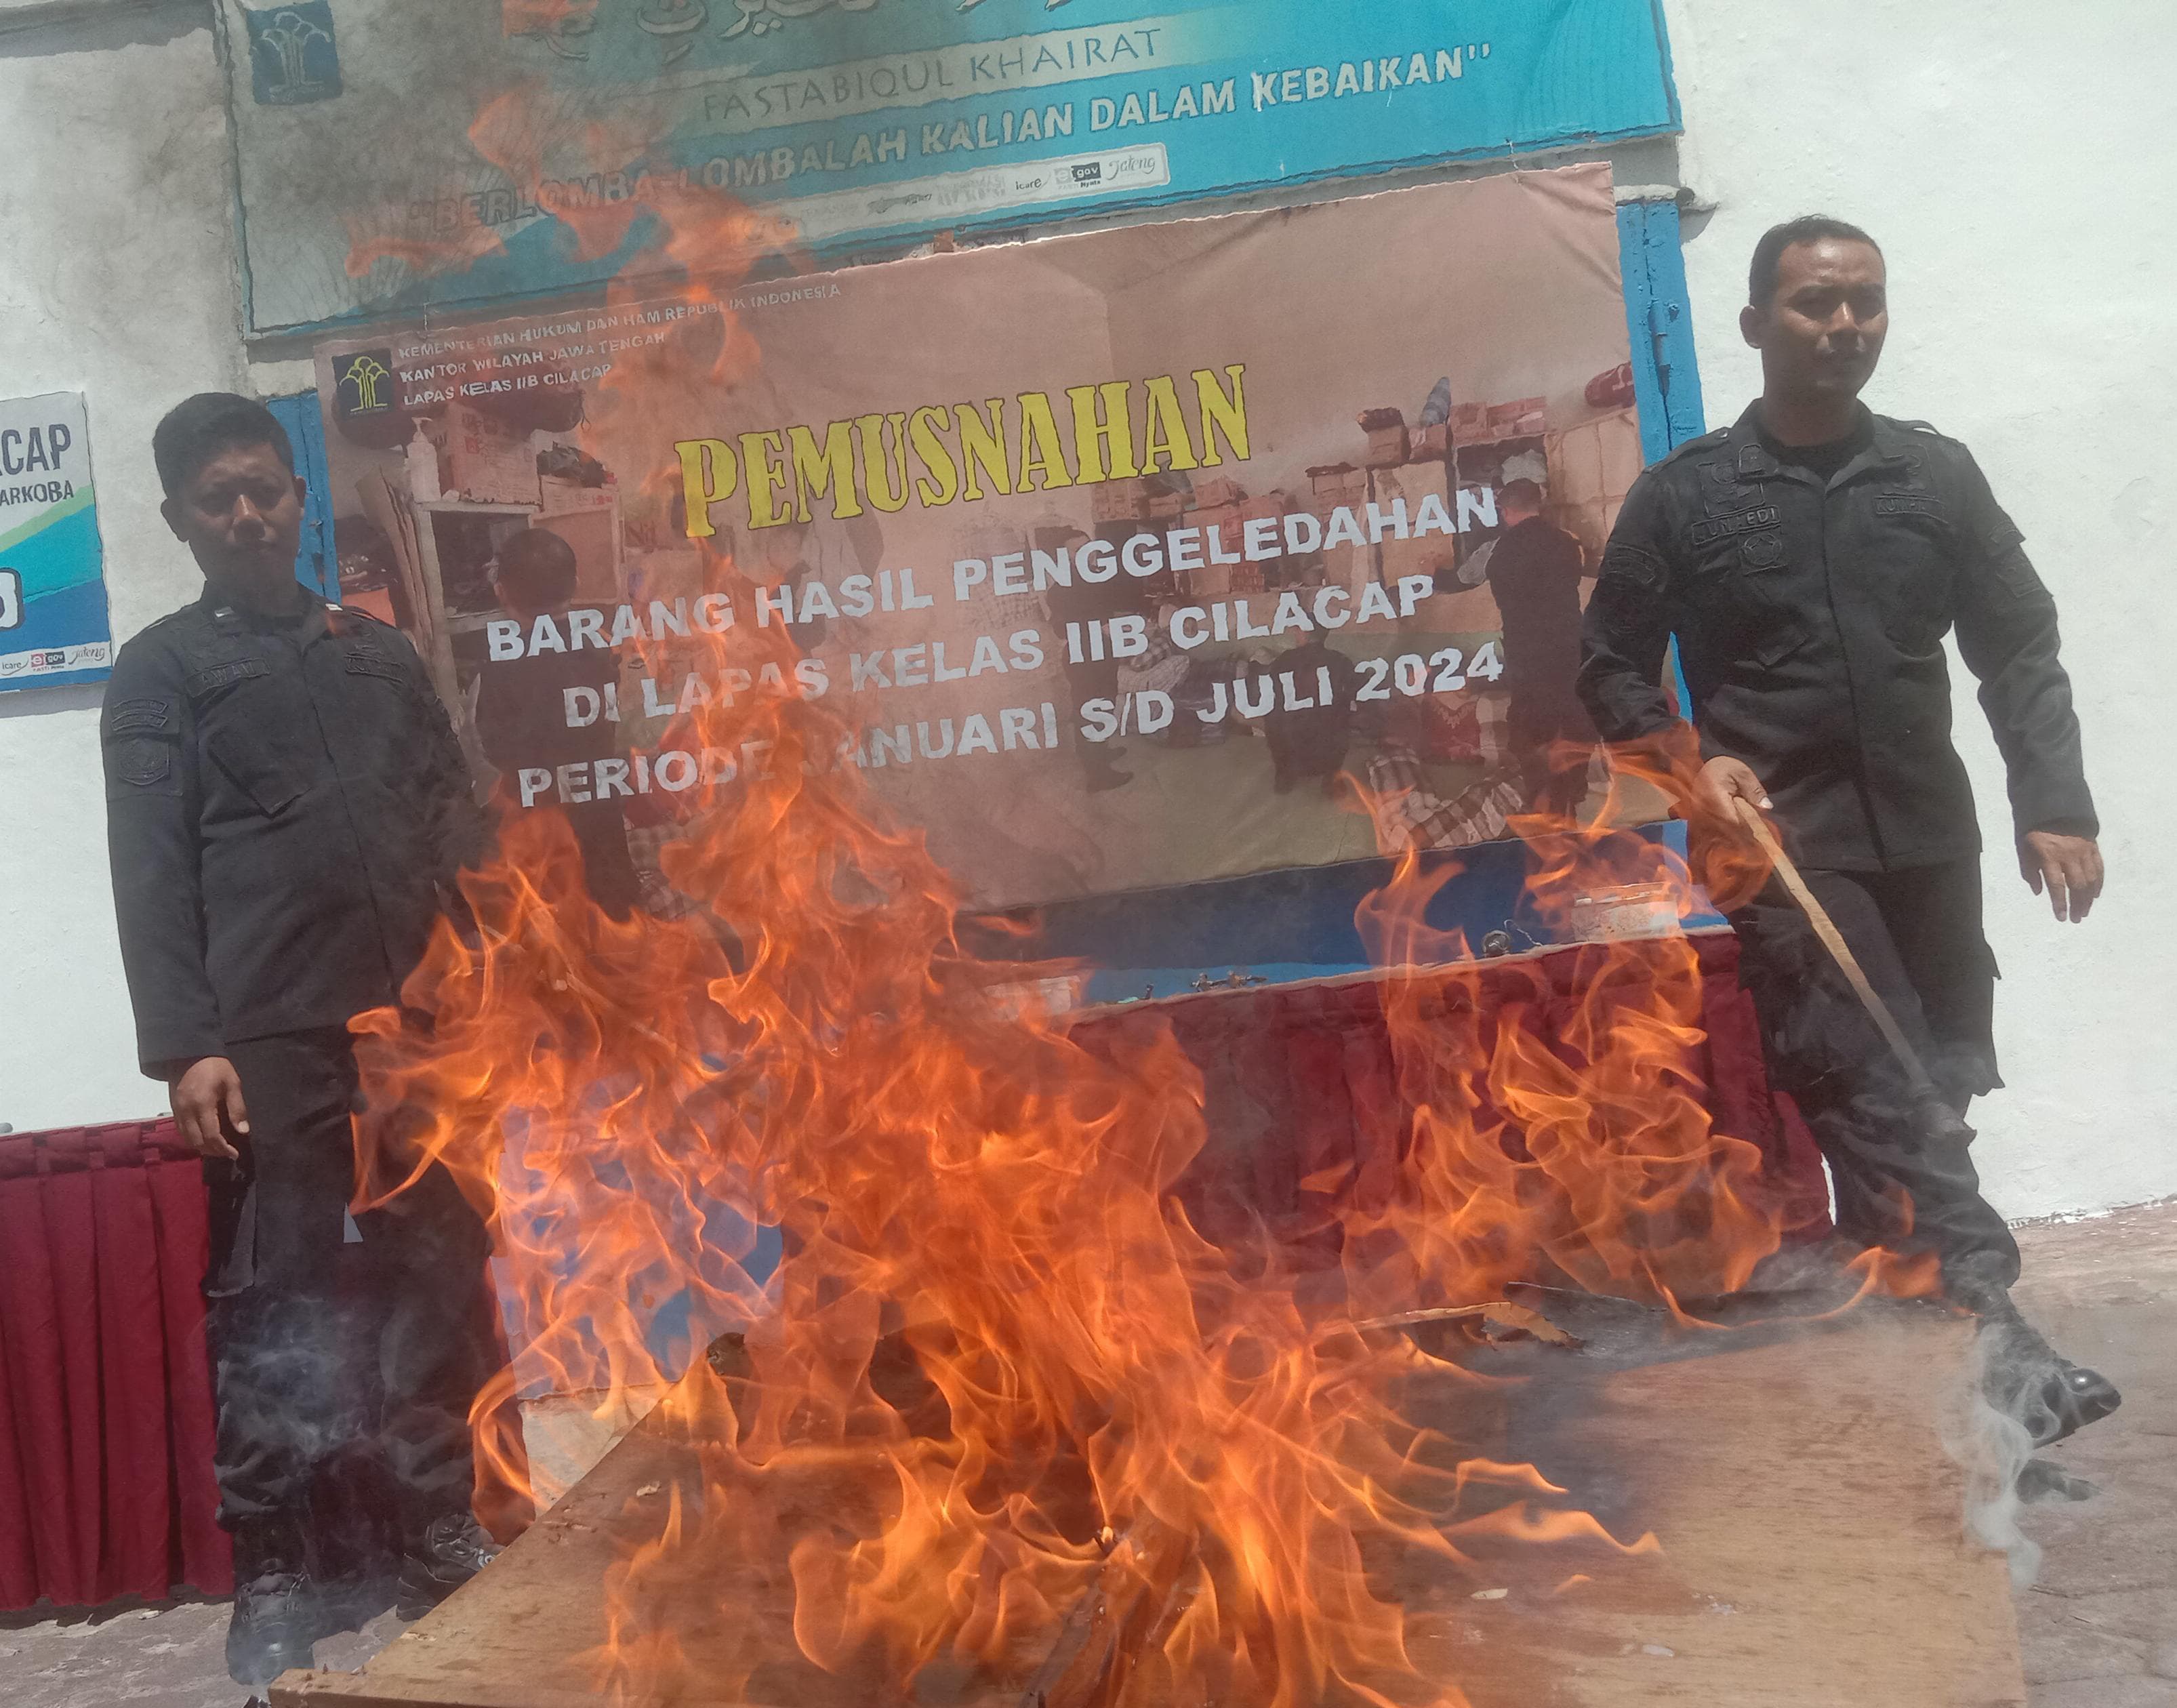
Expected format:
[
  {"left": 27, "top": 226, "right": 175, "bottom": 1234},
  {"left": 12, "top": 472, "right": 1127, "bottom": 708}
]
[
  {"left": 1578, "top": 403, "right": 2095, "bottom": 870},
  {"left": 101, "top": 588, "right": 488, "bottom": 1074}
]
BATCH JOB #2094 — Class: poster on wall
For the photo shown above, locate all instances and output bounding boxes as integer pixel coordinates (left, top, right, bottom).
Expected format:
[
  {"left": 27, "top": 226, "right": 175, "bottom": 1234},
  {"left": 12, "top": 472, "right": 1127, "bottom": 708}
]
[
  {"left": 229, "top": 0, "right": 1678, "bottom": 333},
  {"left": 313, "top": 165, "right": 1644, "bottom": 912},
  {"left": 0, "top": 392, "right": 113, "bottom": 691}
]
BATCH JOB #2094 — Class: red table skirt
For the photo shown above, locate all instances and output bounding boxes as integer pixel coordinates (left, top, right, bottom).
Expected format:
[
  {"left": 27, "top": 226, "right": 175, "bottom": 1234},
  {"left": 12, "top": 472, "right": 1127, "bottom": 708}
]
[
  {"left": 1070, "top": 931, "right": 1829, "bottom": 1263},
  {"left": 0, "top": 1119, "right": 232, "bottom": 1609},
  {"left": 0, "top": 932, "right": 1816, "bottom": 1612}
]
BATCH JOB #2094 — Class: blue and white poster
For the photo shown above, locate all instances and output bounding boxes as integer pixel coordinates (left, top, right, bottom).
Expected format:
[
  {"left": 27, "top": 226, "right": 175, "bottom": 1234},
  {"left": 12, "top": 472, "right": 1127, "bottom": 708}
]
[
  {"left": 0, "top": 392, "right": 112, "bottom": 691},
  {"left": 220, "top": 0, "right": 1678, "bottom": 333}
]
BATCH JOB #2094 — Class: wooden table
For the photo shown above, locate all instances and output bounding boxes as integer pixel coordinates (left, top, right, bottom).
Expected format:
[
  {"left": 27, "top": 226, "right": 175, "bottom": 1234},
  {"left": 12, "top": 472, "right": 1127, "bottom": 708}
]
[{"left": 272, "top": 1303, "right": 2022, "bottom": 1708}]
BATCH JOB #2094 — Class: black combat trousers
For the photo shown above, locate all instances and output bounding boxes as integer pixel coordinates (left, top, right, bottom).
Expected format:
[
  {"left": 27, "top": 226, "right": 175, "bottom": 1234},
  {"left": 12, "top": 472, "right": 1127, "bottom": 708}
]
[
  {"left": 204, "top": 1029, "right": 503, "bottom": 1543},
  {"left": 1728, "top": 857, "right": 2022, "bottom": 1298}
]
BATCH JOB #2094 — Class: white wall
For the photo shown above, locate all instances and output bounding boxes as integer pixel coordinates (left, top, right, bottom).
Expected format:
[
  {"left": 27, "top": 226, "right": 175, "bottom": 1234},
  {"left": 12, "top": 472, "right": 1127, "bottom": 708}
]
[
  {"left": 3, "top": 1, "right": 2168, "bottom": 1219},
  {"left": 0, "top": 1, "right": 301, "bottom": 1130},
  {"left": 1664, "top": 0, "right": 2177, "bottom": 1218}
]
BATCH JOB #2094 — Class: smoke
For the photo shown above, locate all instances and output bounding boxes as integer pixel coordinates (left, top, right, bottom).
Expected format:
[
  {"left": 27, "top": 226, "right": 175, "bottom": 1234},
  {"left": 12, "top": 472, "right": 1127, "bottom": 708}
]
[{"left": 1939, "top": 1327, "right": 2042, "bottom": 1589}]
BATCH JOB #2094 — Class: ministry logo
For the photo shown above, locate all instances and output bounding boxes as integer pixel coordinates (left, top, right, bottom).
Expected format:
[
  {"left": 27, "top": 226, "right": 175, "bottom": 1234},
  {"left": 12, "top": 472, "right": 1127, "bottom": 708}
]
[
  {"left": 245, "top": 1, "right": 342, "bottom": 106},
  {"left": 334, "top": 350, "right": 396, "bottom": 417}
]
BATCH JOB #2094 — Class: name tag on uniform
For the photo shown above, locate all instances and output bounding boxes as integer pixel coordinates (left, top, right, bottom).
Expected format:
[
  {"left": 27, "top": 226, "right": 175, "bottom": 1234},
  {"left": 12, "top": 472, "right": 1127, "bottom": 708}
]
[
  {"left": 184, "top": 657, "right": 268, "bottom": 695},
  {"left": 1686, "top": 505, "right": 1781, "bottom": 548},
  {"left": 342, "top": 639, "right": 407, "bottom": 681},
  {"left": 1874, "top": 493, "right": 1944, "bottom": 516}
]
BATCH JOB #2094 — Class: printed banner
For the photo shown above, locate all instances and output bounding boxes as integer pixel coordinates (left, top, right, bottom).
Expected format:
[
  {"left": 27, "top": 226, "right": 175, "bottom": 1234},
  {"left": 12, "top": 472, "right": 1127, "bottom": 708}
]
[
  {"left": 0, "top": 392, "right": 113, "bottom": 691},
  {"left": 231, "top": 0, "right": 1677, "bottom": 332},
  {"left": 313, "top": 165, "right": 1643, "bottom": 911}
]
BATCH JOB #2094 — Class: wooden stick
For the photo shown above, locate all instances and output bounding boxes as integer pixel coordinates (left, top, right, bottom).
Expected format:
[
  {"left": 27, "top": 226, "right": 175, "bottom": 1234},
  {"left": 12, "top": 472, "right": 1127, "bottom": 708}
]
[
  {"left": 1017, "top": 1516, "right": 1193, "bottom": 1708},
  {"left": 1352, "top": 1301, "right": 1581, "bottom": 1347},
  {"left": 1732, "top": 798, "right": 1938, "bottom": 1097}
]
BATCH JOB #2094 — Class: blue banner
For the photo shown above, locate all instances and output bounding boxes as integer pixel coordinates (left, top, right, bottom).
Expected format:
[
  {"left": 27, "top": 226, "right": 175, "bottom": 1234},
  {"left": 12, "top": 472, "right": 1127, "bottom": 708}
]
[
  {"left": 225, "top": 0, "right": 1677, "bottom": 332},
  {"left": 0, "top": 393, "right": 112, "bottom": 691}
]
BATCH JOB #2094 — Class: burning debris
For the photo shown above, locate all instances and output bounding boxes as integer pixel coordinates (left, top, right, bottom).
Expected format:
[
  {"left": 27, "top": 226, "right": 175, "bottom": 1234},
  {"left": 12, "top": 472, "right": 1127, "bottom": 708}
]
[
  {"left": 321, "top": 594, "right": 1923, "bottom": 1708},
  {"left": 269, "top": 66, "right": 2051, "bottom": 1708}
]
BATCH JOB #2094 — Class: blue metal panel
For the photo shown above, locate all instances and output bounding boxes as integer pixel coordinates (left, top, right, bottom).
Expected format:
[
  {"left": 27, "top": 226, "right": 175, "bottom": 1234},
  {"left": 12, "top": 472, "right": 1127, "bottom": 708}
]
[
  {"left": 1615, "top": 197, "right": 1704, "bottom": 714},
  {"left": 1616, "top": 197, "right": 1709, "bottom": 456},
  {"left": 265, "top": 391, "right": 338, "bottom": 600}
]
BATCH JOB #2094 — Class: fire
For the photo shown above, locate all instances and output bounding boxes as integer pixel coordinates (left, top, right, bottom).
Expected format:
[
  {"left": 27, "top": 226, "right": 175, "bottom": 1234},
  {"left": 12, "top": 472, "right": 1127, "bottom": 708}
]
[
  {"left": 342, "top": 73, "right": 800, "bottom": 310},
  {"left": 1338, "top": 819, "right": 1776, "bottom": 1323},
  {"left": 329, "top": 92, "right": 1936, "bottom": 1708},
  {"left": 342, "top": 621, "right": 1853, "bottom": 1705}
]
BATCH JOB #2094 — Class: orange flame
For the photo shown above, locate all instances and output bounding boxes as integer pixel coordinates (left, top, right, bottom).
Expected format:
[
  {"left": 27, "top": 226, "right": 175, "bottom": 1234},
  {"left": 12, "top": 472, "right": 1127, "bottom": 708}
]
[
  {"left": 331, "top": 89, "right": 1945, "bottom": 1707},
  {"left": 344, "top": 610, "right": 1944, "bottom": 1705}
]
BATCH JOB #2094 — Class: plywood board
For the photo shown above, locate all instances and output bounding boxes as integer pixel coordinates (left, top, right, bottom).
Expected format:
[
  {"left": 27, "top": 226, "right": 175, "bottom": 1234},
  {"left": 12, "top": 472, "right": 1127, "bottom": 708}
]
[{"left": 272, "top": 1306, "right": 2021, "bottom": 1708}]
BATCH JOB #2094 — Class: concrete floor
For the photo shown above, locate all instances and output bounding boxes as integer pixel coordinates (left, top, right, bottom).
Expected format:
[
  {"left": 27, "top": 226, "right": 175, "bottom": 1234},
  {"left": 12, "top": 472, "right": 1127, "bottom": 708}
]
[
  {"left": 2007, "top": 1202, "right": 2177, "bottom": 1705},
  {"left": 5, "top": 1201, "right": 2171, "bottom": 1708}
]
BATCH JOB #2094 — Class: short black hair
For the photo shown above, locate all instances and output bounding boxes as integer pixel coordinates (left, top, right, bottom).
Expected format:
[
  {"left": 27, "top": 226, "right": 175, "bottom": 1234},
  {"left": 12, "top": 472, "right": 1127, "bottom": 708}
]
[
  {"left": 497, "top": 527, "right": 579, "bottom": 609},
  {"left": 1499, "top": 477, "right": 1544, "bottom": 511},
  {"left": 1748, "top": 216, "right": 1882, "bottom": 307},
  {"left": 153, "top": 393, "right": 295, "bottom": 500}
]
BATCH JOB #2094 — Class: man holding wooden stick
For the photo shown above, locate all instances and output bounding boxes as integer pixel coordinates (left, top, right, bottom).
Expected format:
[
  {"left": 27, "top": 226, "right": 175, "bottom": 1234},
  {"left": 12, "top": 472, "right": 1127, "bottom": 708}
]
[{"left": 1579, "top": 217, "right": 2119, "bottom": 1446}]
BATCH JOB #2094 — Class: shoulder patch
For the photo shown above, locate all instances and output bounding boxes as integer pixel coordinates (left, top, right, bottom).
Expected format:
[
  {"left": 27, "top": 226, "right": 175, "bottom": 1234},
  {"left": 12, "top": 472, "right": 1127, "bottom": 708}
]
[
  {"left": 1600, "top": 540, "right": 1667, "bottom": 592},
  {"left": 1993, "top": 556, "right": 2047, "bottom": 601},
  {"left": 105, "top": 695, "right": 177, "bottom": 737},
  {"left": 110, "top": 738, "right": 171, "bottom": 788}
]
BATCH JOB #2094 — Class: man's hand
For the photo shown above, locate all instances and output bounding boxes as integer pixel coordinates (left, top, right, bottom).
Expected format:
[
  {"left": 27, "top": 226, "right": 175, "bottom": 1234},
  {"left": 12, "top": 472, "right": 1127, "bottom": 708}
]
[
  {"left": 2020, "top": 830, "right": 2104, "bottom": 923},
  {"left": 169, "top": 1057, "right": 247, "bottom": 1160},
  {"left": 1693, "top": 755, "right": 1772, "bottom": 820}
]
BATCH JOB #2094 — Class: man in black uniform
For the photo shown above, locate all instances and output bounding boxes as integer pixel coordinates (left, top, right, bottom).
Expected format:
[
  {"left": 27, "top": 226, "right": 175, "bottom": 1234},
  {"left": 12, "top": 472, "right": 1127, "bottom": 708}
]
[
  {"left": 1483, "top": 478, "right": 1598, "bottom": 814},
  {"left": 101, "top": 395, "right": 506, "bottom": 1696},
  {"left": 1579, "top": 219, "right": 2119, "bottom": 1446}
]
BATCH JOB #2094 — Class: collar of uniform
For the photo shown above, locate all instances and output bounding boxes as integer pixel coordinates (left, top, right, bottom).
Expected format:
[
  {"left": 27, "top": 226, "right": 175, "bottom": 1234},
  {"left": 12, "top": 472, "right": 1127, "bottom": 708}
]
[
  {"left": 1726, "top": 401, "right": 1785, "bottom": 479},
  {"left": 1726, "top": 400, "right": 1904, "bottom": 490},
  {"left": 1861, "top": 413, "right": 1924, "bottom": 472},
  {"left": 192, "top": 582, "right": 333, "bottom": 643}
]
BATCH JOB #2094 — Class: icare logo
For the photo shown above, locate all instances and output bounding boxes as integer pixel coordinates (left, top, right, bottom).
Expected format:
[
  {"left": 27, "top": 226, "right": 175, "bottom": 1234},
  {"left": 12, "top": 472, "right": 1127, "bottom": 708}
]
[{"left": 0, "top": 567, "right": 20, "bottom": 631}]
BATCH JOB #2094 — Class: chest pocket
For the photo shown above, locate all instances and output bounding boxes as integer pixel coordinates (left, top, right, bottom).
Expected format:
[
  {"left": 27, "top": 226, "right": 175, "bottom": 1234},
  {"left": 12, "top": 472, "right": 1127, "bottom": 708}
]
[
  {"left": 1868, "top": 489, "right": 1959, "bottom": 652},
  {"left": 186, "top": 651, "right": 307, "bottom": 819},
  {"left": 338, "top": 640, "right": 435, "bottom": 771},
  {"left": 207, "top": 724, "right": 304, "bottom": 817},
  {"left": 1681, "top": 503, "right": 1806, "bottom": 666}
]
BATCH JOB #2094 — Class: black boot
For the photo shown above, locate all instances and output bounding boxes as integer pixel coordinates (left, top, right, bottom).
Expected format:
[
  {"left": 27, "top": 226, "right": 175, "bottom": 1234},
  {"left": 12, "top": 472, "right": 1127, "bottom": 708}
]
[
  {"left": 1975, "top": 1293, "right": 2123, "bottom": 1448},
  {"left": 227, "top": 1522, "right": 319, "bottom": 1697},
  {"left": 396, "top": 1510, "right": 502, "bottom": 1619}
]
